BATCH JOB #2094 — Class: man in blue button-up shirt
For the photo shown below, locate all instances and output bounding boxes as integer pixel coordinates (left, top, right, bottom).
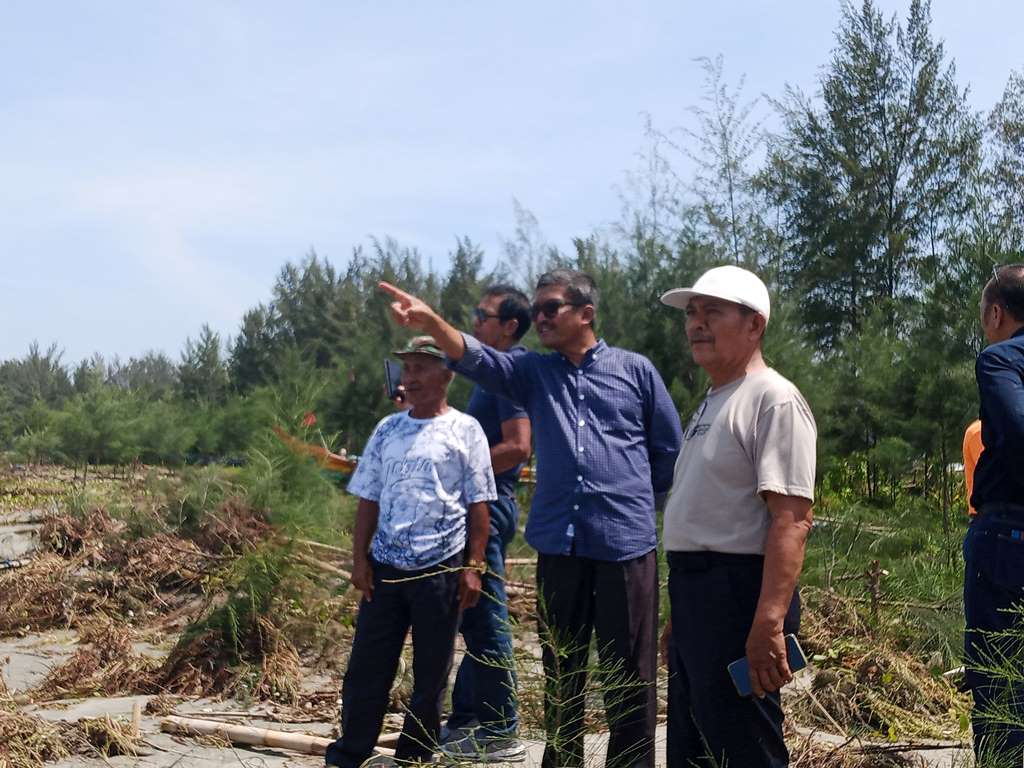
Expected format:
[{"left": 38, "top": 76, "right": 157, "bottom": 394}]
[
  {"left": 964, "top": 263, "right": 1024, "bottom": 761},
  {"left": 380, "top": 270, "right": 682, "bottom": 768}
]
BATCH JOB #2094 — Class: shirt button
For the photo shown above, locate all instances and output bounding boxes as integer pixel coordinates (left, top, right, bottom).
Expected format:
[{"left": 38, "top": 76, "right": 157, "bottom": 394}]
[
  {"left": 578, "top": 419, "right": 585, "bottom": 426},
  {"left": 576, "top": 475, "right": 583, "bottom": 482},
  {"left": 578, "top": 394, "right": 584, "bottom": 400},
  {"left": 578, "top": 446, "right": 584, "bottom": 452},
  {"left": 573, "top": 504, "right": 579, "bottom": 510}
]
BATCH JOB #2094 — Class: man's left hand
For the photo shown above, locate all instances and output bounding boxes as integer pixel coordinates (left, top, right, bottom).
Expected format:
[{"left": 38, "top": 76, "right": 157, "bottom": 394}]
[
  {"left": 745, "top": 621, "right": 792, "bottom": 698},
  {"left": 458, "top": 569, "right": 483, "bottom": 610}
]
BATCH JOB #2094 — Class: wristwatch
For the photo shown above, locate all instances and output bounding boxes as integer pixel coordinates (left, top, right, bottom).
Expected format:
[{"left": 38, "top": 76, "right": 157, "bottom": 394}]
[{"left": 467, "top": 559, "right": 487, "bottom": 575}]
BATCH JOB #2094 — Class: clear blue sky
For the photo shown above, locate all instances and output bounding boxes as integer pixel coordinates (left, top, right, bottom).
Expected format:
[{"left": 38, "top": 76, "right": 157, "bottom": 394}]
[{"left": 1, "top": 1, "right": 1020, "bottom": 364}]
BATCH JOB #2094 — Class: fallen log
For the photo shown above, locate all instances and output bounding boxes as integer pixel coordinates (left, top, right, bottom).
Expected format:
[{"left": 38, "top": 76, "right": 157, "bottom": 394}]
[{"left": 160, "top": 715, "right": 396, "bottom": 756}]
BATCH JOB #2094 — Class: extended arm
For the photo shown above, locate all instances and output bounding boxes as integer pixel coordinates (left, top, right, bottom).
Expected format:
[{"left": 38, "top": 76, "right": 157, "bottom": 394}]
[
  {"left": 379, "top": 281, "right": 467, "bottom": 361},
  {"left": 379, "top": 281, "right": 532, "bottom": 404}
]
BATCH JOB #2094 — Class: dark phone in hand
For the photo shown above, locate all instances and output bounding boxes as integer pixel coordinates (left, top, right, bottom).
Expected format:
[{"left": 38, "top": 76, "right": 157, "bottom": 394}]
[
  {"left": 727, "top": 634, "right": 807, "bottom": 698},
  {"left": 384, "top": 359, "right": 403, "bottom": 400}
]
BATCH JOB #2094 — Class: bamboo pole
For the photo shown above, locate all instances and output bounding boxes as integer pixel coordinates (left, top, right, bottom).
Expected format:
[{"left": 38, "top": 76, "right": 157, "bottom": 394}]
[
  {"left": 160, "top": 716, "right": 397, "bottom": 757},
  {"left": 293, "top": 552, "right": 352, "bottom": 580},
  {"left": 161, "top": 715, "right": 333, "bottom": 754},
  {"left": 296, "top": 538, "right": 350, "bottom": 558}
]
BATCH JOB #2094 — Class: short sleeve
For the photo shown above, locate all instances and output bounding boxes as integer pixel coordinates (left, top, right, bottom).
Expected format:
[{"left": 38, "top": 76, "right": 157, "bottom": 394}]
[
  {"left": 462, "top": 420, "right": 498, "bottom": 504},
  {"left": 496, "top": 394, "right": 528, "bottom": 424},
  {"left": 754, "top": 398, "right": 817, "bottom": 501},
  {"left": 347, "top": 418, "right": 388, "bottom": 501}
]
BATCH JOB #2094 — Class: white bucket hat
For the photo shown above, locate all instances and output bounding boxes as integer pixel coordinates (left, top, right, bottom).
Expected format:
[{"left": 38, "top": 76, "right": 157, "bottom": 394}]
[{"left": 660, "top": 265, "right": 770, "bottom": 324}]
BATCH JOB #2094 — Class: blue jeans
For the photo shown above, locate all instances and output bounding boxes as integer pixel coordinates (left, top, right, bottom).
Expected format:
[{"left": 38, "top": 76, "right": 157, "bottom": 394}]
[
  {"left": 964, "top": 509, "right": 1024, "bottom": 761},
  {"left": 447, "top": 495, "right": 520, "bottom": 738}
]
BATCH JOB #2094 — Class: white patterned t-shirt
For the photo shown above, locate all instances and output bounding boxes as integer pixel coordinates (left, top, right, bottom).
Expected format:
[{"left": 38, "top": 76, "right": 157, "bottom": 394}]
[{"left": 347, "top": 408, "right": 497, "bottom": 570}]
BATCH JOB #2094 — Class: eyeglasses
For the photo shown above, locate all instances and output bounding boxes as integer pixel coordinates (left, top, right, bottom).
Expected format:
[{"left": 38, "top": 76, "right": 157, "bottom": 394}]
[
  {"left": 472, "top": 307, "right": 502, "bottom": 323},
  {"left": 530, "top": 299, "right": 588, "bottom": 320},
  {"left": 992, "top": 264, "right": 1004, "bottom": 294}
]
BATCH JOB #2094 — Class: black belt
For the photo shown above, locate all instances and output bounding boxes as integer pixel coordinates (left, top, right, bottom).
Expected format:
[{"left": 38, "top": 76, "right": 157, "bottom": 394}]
[
  {"left": 976, "top": 502, "right": 1024, "bottom": 521},
  {"left": 666, "top": 550, "right": 764, "bottom": 572}
]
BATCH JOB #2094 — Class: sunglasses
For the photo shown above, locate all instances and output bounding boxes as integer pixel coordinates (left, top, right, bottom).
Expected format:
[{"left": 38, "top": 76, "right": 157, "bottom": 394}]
[
  {"left": 530, "top": 299, "right": 589, "bottom": 320},
  {"left": 472, "top": 307, "right": 502, "bottom": 324}
]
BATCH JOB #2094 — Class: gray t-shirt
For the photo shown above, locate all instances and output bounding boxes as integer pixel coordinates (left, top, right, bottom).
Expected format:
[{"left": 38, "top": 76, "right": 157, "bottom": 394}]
[{"left": 663, "top": 368, "right": 816, "bottom": 555}]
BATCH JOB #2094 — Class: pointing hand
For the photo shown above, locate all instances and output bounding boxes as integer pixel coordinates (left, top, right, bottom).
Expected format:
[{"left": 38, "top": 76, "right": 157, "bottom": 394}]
[{"left": 378, "top": 282, "right": 438, "bottom": 331}]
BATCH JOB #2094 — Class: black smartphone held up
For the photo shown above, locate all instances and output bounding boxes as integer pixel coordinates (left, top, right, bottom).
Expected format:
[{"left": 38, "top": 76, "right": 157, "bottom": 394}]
[
  {"left": 384, "top": 359, "right": 403, "bottom": 401},
  {"left": 727, "top": 634, "right": 807, "bottom": 698}
]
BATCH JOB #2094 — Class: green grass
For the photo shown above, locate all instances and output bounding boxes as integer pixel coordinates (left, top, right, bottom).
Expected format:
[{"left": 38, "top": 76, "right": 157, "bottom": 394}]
[{"left": 803, "top": 489, "right": 969, "bottom": 667}]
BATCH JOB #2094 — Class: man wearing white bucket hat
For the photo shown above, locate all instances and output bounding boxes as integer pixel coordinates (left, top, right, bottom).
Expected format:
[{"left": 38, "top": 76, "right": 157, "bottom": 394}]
[{"left": 659, "top": 266, "right": 817, "bottom": 767}]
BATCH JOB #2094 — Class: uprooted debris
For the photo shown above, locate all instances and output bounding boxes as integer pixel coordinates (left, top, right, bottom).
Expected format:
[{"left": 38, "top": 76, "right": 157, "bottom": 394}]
[
  {"left": 70, "top": 715, "right": 141, "bottom": 758},
  {"left": 31, "top": 619, "right": 160, "bottom": 699},
  {"left": 40, "top": 508, "right": 124, "bottom": 563},
  {"left": 0, "top": 553, "right": 105, "bottom": 633},
  {"left": 789, "top": 734, "right": 922, "bottom": 767},
  {"left": 189, "top": 497, "right": 272, "bottom": 554},
  {"left": 158, "top": 615, "right": 304, "bottom": 704},
  {"left": 1, "top": 683, "right": 141, "bottom": 768},
  {"left": 0, "top": 707, "right": 71, "bottom": 768},
  {"left": 788, "top": 587, "right": 969, "bottom": 741}
]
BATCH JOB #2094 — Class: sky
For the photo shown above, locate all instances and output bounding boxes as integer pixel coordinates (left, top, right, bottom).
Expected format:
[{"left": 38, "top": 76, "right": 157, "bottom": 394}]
[{"left": 1, "top": 1, "right": 1021, "bottom": 364}]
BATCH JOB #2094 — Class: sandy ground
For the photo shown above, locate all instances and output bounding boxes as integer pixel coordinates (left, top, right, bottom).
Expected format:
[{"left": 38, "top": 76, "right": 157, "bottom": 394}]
[{"left": 1, "top": 508, "right": 971, "bottom": 767}]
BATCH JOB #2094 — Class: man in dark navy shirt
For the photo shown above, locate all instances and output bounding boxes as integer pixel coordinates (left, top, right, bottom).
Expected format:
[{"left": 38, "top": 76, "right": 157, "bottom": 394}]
[
  {"left": 380, "top": 270, "right": 682, "bottom": 768},
  {"left": 441, "top": 285, "right": 532, "bottom": 763},
  {"left": 964, "top": 263, "right": 1024, "bottom": 761}
]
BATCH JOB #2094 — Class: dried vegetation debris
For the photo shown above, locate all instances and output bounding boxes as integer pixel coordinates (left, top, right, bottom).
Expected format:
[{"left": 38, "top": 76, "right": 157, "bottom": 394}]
[
  {"left": 788, "top": 733, "right": 923, "bottom": 767},
  {"left": 788, "top": 587, "right": 969, "bottom": 741},
  {"left": 0, "top": 498, "right": 266, "bottom": 637},
  {"left": 190, "top": 498, "right": 272, "bottom": 554},
  {"left": 0, "top": 673, "right": 140, "bottom": 768},
  {"left": 158, "top": 616, "right": 305, "bottom": 704},
  {"left": 32, "top": 619, "right": 161, "bottom": 699},
  {"left": 0, "top": 465, "right": 359, "bottom": 763}
]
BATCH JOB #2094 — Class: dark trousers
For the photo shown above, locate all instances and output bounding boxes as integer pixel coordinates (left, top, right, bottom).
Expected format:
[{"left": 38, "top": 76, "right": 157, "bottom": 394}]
[
  {"left": 964, "top": 510, "right": 1024, "bottom": 761},
  {"left": 536, "top": 550, "right": 658, "bottom": 768},
  {"left": 448, "top": 496, "right": 520, "bottom": 737},
  {"left": 666, "top": 551, "right": 800, "bottom": 768},
  {"left": 325, "top": 555, "right": 461, "bottom": 768}
]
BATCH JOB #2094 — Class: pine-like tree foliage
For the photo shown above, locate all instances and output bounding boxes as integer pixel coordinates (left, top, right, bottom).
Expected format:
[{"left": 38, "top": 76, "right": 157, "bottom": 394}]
[{"left": 763, "top": 0, "right": 981, "bottom": 348}]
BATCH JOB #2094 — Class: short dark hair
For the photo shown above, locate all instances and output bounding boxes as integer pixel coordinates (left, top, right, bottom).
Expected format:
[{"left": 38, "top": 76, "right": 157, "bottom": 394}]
[
  {"left": 535, "top": 269, "right": 600, "bottom": 313},
  {"left": 984, "top": 264, "right": 1024, "bottom": 322},
  {"left": 483, "top": 284, "right": 531, "bottom": 341}
]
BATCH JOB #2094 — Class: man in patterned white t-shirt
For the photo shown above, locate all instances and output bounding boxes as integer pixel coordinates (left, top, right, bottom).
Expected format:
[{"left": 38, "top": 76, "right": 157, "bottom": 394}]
[{"left": 325, "top": 336, "right": 496, "bottom": 768}]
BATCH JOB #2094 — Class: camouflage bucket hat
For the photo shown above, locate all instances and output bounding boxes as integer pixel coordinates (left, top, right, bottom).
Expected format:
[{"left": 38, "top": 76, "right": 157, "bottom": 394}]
[{"left": 392, "top": 335, "right": 446, "bottom": 360}]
